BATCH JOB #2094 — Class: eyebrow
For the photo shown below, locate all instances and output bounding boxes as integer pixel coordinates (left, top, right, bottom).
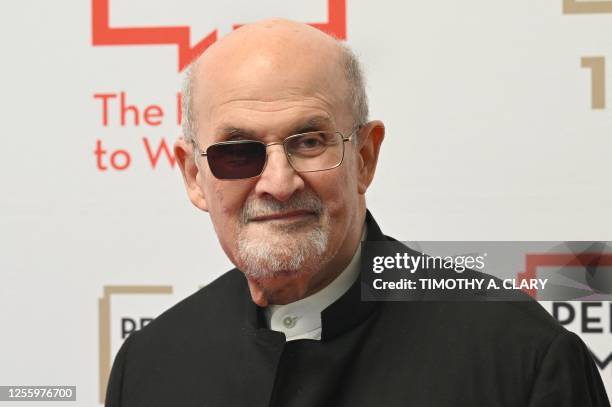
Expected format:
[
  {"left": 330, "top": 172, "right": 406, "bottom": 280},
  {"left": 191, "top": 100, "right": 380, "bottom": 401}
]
[
  {"left": 216, "top": 116, "right": 334, "bottom": 141},
  {"left": 219, "top": 126, "right": 256, "bottom": 141},
  {"left": 292, "top": 116, "right": 334, "bottom": 134}
]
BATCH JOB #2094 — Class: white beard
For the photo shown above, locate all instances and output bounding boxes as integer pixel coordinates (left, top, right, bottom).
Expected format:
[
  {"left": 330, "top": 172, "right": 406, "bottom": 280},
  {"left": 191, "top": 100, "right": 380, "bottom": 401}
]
[
  {"left": 236, "top": 191, "right": 329, "bottom": 279},
  {"left": 237, "top": 225, "right": 328, "bottom": 279}
]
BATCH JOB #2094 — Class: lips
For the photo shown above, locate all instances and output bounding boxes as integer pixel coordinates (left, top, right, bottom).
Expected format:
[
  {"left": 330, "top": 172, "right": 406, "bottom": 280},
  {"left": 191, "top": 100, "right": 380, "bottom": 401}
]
[{"left": 250, "top": 210, "right": 316, "bottom": 222}]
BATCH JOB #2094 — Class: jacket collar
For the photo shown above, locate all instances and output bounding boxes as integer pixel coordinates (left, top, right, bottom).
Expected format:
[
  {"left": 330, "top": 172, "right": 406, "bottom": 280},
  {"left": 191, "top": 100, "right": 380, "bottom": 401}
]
[
  {"left": 321, "top": 210, "right": 383, "bottom": 340},
  {"left": 241, "top": 210, "right": 386, "bottom": 341}
]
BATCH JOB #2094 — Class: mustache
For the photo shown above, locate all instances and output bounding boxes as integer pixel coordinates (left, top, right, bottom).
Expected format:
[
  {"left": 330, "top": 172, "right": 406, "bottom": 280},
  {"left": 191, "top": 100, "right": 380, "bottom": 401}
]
[{"left": 240, "top": 191, "right": 323, "bottom": 223}]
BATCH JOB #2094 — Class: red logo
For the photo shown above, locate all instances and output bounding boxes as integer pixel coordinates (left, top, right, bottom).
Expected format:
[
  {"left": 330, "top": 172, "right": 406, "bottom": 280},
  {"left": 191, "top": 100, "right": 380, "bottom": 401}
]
[
  {"left": 517, "top": 253, "right": 612, "bottom": 299},
  {"left": 91, "top": 0, "right": 347, "bottom": 72}
]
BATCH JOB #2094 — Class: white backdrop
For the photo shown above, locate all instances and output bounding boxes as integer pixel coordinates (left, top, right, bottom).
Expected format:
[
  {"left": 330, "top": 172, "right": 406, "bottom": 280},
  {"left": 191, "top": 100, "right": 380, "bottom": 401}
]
[{"left": 1, "top": 0, "right": 611, "bottom": 404}]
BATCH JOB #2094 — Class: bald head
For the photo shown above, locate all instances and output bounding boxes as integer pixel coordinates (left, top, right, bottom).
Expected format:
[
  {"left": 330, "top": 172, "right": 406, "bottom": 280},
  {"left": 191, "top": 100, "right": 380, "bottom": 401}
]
[
  {"left": 182, "top": 19, "right": 368, "bottom": 144},
  {"left": 201, "top": 19, "right": 340, "bottom": 69}
]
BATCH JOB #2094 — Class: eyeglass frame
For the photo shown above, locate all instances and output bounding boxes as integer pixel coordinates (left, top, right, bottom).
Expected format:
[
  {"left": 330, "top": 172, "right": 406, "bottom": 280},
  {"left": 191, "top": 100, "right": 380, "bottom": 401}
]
[{"left": 193, "top": 124, "right": 364, "bottom": 180}]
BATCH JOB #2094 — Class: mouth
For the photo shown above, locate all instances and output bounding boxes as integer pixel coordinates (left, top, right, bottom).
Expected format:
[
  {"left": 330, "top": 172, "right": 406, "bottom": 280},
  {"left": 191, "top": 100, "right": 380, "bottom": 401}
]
[{"left": 249, "top": 210, "right": 317, "bottom": 223}]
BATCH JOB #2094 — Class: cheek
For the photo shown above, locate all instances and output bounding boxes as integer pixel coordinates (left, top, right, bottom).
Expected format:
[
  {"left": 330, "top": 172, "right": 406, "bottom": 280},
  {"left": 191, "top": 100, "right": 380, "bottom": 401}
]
[
  {"left": 206, "top": 180, "right": 254, "bottom": 235},
  {"left": 310, "top": 169, "right": 357, "bottom": 220},
  {"left": 207, "top": 180, "right": 251, "bottom": 215}
]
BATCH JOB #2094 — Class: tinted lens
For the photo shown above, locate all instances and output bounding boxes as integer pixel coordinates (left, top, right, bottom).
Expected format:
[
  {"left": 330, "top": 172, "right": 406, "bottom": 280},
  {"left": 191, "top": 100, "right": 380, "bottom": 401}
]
[{"left": 206, "top": 142, "right": 266, "bottom": 179}]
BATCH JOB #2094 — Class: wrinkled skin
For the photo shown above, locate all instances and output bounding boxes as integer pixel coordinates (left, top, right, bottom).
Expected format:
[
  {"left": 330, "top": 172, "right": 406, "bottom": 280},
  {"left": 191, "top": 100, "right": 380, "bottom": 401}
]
[{"left": 175, "top": 19, "right": 385, "bottom": 306}]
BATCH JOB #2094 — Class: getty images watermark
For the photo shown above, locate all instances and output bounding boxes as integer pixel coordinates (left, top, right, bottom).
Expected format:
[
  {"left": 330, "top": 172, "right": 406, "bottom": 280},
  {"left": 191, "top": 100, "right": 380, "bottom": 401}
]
[{"left": 360, "top": 241, "right": 612, "bottom": 301}]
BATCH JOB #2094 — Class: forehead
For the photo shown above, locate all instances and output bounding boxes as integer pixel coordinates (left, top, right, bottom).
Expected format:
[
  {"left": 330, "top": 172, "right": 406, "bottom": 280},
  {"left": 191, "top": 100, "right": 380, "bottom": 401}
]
[
  {"left": 216, "top": 113, "right": 336, "bottom": 140},
  {"left": 191, "top": 34, "right": 351, "bottom": 141},
  {"left": 203, "top": 95, "right": 340, "bottom": 142}
]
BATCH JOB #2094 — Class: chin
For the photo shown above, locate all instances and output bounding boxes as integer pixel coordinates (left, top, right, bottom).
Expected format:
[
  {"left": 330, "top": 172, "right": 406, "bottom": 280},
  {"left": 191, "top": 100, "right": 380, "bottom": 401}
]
[{"left": 236, "top": 225, "right": 330, "bottom": 280}]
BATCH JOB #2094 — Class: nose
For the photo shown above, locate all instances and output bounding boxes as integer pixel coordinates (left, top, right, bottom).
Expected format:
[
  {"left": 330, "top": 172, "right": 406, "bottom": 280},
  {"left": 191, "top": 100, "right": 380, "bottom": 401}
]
[{"left": 253, "top": 145, "right": 305, "bottom": 202}]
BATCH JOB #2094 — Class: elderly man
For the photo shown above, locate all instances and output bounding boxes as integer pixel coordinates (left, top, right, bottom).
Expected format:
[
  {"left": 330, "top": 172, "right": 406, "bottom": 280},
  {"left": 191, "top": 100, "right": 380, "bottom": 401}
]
[{"left": 105, "top": 19, "right": 610, "bottom": 407}]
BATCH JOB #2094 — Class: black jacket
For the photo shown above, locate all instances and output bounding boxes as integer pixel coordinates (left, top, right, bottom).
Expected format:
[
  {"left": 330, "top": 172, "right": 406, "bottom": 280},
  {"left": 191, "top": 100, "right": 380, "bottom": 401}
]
[{"left": 106, "top": 212, "right": 610, "bottom": 407}]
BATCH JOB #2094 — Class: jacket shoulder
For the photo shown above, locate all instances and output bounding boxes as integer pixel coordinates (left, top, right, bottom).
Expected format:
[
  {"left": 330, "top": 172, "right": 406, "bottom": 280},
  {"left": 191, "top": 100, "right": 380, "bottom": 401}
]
[{"left": 129, "top": 268, "right": 246, "bottom": 346}]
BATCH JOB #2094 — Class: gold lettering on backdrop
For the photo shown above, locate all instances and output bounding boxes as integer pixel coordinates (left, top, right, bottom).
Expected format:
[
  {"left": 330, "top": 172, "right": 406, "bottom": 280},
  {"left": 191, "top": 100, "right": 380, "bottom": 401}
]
[
  {"left": 581, "top": 57, "right": 606, "bottom": 109},
  {"left": 98, "top": 286, "right": 173, "bottom": 404},
  {"left": 563, "top": 0, "right": 612, "bottom": 14}
]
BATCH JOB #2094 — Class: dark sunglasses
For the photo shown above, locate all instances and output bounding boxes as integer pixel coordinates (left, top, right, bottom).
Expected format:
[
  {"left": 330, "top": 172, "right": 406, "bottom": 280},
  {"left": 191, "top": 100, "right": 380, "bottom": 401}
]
[{"left": 197, "top": 129, "right": 358, "bottom": 180}]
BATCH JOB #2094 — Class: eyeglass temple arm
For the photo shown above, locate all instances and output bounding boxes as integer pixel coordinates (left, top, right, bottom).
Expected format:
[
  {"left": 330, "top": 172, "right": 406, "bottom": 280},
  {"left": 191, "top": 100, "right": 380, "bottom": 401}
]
[{"left": 344, "top": 123, "right": 365, "bottom": 142}]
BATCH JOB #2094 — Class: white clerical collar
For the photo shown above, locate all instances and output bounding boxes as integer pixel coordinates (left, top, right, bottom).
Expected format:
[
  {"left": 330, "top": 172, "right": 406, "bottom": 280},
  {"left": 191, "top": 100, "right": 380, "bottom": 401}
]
[{"left": 264, "top": 224, "right": 366, "bottom": 341}]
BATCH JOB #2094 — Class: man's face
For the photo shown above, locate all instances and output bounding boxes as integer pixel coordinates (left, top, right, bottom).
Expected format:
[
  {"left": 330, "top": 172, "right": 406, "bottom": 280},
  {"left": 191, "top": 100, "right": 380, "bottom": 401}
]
[
  {"left": 175, "top": 21, "right": 383, "bottom": 304},
  {"left": 189, "top": 37, "right": 364, "bottom": 287}
]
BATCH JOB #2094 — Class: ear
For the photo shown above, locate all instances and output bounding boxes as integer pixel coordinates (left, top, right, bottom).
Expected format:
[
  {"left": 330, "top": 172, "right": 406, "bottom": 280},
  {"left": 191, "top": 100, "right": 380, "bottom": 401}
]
[
  {"left": 355, "top": 120, "right": 385, "bottom": 195},
  {"left": 174, "top": 137, "right": 209, "bottom": 212}
]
